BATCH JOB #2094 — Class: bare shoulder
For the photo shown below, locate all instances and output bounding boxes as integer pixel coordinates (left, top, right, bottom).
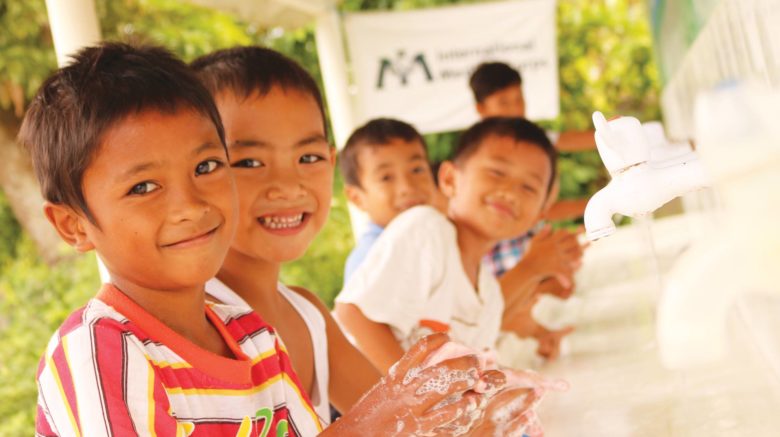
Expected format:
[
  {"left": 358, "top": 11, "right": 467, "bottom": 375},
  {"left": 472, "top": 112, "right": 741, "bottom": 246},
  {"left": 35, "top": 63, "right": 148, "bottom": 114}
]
[{"left": 286, "top": 285, "right": 332, "bottom": 318}]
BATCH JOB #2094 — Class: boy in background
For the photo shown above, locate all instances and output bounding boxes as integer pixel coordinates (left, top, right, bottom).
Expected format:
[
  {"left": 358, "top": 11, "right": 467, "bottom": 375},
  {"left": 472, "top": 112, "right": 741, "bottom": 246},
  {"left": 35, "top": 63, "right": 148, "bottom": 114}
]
[
  {"left": 339, "top": 118, "right": 439, "bottom": 281},
  {"left": 470, "top": 61, "right": 596, "bottom": 153},
  {"left": 470, "top": 63, "right": 587, "bottom": 335},
  {"left": 335, "top": 117, "right": 561, "bottom": 368}
]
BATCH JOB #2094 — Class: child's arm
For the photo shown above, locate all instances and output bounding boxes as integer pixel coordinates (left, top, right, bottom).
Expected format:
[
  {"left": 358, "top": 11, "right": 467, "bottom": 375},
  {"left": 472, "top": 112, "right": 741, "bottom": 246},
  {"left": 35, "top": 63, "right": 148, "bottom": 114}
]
[
  {"left": 333, "top": 302, "right": 406, "bottom": 374},
  {"left": 290, "top": 286, "right": 384, "bottom": 413},
  {"left": 37, "top": 325, "right": 179, "bottom": 436},
  {"left": 544, "top": 198, "right": 589, "bottom": 222},
  {"left": 555, "top": 129, "right": 596, "bottom": 151}
]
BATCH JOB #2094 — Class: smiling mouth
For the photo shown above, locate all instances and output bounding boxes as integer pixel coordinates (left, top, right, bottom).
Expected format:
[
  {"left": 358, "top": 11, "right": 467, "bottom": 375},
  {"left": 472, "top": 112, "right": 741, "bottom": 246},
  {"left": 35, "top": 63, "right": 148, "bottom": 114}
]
[
  {"left": 488, "top": 201, "right": 517, "bottom": 219},
  {"left": 163, "top": 226, "right": 219, "bottom": 248},
  {"left": 258, "top": 213, "right": 308, "bottom": 230}
]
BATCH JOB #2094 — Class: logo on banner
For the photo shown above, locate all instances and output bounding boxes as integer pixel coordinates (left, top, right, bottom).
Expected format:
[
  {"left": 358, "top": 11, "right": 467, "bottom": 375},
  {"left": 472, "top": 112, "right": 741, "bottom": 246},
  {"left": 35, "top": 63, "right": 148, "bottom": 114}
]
[{"left": 376, "top": 50, "right": 433, "bottom": 89}]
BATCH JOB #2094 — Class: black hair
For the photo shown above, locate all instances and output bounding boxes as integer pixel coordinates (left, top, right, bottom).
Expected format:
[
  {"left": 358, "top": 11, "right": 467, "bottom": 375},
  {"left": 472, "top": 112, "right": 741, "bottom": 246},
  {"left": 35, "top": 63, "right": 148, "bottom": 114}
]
[
  {"left": 469, "top": 62, "right": 522, "bottom": 103},
  {"left": 191, "top": 46, "right": 327, "bottom": 134},
  {"left": 339, "top": 118, "right": 429, "bottom": 187}
]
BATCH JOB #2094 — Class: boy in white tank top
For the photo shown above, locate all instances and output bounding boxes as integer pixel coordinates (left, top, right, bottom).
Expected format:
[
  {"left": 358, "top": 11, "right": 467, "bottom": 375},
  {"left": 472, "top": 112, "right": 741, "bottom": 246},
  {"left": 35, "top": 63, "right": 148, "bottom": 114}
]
[{"left": 190, "top": 47, "right": 508, "bottom": 434}]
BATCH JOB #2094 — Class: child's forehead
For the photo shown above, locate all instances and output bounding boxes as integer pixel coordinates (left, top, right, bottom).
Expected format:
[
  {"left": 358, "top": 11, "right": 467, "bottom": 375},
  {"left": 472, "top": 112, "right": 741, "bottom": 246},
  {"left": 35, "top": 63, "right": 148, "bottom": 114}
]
[
  {"left": 357, "top": 138, "right": 427, "bottom": 165},
  {"left": 469, "top": 135, "right": 547, "bottom": 163},
  {"left": 222, "top": 85, "right": 318, "bottom": 109},
  {"left": 95, "top": 109, "right": 222, "bottom": 161}
]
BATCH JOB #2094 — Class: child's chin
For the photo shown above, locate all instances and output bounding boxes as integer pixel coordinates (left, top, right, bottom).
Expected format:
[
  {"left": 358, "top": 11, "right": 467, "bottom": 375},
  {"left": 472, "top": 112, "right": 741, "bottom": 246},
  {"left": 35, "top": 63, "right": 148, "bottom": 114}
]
[{"left": 269, "top": 247, "right": 309, "bottom": 263}]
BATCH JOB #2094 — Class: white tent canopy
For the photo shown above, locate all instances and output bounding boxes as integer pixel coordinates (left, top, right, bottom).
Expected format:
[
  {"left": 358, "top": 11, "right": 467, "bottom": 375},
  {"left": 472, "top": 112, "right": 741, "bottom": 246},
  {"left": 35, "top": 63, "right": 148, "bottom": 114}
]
[{"left": 187, "top": 0, "right": 342, "bottom": 29}]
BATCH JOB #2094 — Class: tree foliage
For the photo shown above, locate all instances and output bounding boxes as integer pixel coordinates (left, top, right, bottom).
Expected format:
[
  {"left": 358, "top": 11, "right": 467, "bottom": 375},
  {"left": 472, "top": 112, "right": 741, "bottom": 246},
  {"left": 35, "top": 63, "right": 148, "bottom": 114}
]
[{"left": 0, "top": 0, "right": 661, "bottom": 432}]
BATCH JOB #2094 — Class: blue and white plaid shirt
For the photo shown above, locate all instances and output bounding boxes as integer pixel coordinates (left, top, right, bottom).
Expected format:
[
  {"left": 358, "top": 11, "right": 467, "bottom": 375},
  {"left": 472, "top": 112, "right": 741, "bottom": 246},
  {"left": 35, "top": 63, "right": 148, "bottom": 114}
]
[{"left": 484, "top": 222, "right": 545, "bottom": 277}]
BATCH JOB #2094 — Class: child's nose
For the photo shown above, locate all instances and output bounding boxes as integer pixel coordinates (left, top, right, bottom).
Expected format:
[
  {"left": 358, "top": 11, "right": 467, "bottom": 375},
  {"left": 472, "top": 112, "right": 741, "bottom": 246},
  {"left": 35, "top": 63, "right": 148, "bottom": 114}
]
[
  {"left": 267, "top": 172, "right": 305, "bottom": 201},
  {"left": 167, "top": 184, "right": 211, "bottom": 223},
  {"left": 397, "top": 173, "right": 415, "bottom": 196}
]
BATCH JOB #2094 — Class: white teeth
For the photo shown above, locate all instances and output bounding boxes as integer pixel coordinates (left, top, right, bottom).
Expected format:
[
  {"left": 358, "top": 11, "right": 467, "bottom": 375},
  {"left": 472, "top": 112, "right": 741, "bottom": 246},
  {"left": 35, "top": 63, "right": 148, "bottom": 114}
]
[{"left": 259, "top": 213, "right": 304, "bottom": 229}]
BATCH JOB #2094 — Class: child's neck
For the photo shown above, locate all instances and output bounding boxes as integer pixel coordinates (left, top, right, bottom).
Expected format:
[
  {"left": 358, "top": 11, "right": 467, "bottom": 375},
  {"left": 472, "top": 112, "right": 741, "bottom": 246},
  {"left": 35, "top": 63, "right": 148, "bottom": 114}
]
[
  {"left": 216, "top": 249, "right": 282, "bottom": 311},
  {"left": 109, "top": 276, "right": 232, "bottom": 359},
  {"left": 453, "top": 220, "right": 497, "bottom": 289}
]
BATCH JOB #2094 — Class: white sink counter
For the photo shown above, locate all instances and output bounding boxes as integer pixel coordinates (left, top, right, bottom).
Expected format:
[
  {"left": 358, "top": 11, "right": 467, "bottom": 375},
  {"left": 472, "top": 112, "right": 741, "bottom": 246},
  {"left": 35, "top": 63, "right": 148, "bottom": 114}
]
[{"left": 515, "top": 214, "right": 780, "bottom": 436}]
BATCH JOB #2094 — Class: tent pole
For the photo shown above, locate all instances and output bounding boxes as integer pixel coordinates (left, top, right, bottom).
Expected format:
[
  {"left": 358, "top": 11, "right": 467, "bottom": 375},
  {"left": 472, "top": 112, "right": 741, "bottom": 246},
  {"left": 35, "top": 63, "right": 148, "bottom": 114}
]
[
  {"left": 45, "top": 0, "right": 102, "bottom": 67},
  {"left": 314, "top": 8, "right": 356, "bottom": 150},
  {"left": 315, "top": 8, "right": 368, "bottom": 238}
]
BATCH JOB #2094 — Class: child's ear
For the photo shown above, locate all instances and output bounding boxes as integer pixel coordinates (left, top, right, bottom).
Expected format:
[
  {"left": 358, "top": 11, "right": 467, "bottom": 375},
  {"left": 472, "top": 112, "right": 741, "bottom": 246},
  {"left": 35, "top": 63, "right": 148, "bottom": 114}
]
[
  {"left": 344, "top": 184, "right": 367, "bottom": 211},
  {"left": 541, "top": 177, "right": 561, "bottom": 215},
  {"left": 43, "top": 202, "right": 95, "bottom": 253},
  {"left": 438, "top": 161, "right": 457, "bottom": 198},
  {"left": 475, "top": 102, "right": 488, "bottom": 118}
]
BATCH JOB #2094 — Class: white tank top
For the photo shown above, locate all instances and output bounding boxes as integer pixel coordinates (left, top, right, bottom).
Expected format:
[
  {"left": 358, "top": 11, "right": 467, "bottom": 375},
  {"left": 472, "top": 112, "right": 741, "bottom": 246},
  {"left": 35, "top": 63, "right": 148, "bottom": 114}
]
[{"left": 205, "top": 278, "right": 331, "bottom": 425}]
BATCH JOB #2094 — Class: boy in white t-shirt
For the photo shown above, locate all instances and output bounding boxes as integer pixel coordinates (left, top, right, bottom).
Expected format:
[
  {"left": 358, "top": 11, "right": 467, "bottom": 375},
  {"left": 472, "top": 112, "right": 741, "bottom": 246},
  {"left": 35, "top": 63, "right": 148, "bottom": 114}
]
[{"left": 334, "top": 117, "right": 559, "bottom": 372}]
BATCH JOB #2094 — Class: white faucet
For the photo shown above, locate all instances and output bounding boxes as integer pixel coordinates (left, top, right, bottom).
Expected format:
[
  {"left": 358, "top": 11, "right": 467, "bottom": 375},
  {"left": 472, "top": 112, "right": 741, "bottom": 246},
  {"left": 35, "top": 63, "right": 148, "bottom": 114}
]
[{"left": 584, "top": 112, "right": 710, "bottom": 241}]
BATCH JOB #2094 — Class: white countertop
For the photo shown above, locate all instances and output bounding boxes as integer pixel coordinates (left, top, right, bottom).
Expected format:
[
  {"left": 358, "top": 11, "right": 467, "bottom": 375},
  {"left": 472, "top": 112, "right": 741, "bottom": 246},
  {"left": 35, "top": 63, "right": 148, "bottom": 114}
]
[{"left": 505, "top": 213, "right": 780, "bottom": 436}]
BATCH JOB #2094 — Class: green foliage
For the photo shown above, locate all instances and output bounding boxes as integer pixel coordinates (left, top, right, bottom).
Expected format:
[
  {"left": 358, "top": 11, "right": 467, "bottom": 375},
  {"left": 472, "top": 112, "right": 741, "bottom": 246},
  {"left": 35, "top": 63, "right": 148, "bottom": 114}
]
[
  {"left": 0, "top": 0, "right": 55, "bottom": 116},
  {"left": 0, "top": 191, "right": 22, "bottom": 266},
  {"left": 280, "top": 174, "right": 354, "bottom": 308},
  {"left": 0, "top": 237, "right": 99, "bottom": 435}
]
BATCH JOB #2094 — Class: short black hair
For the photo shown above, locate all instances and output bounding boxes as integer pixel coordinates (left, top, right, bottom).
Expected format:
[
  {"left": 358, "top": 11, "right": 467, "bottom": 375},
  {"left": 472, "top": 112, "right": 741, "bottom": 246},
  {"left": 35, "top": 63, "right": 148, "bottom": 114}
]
[
  {"left": 18, "top": 42, "right": 225, "bottom": 224},
  {"left": 453, "top": 117, "right": 557, "bottom": 194},
  {"left": 339, "top": 118, "right": 429, "bottom": 187},
  {"left": 191, "top": 46, "right": 327, "bottom": 134},
  {"left": 469, "top": 62, "right": 522, "bottom": 103}
]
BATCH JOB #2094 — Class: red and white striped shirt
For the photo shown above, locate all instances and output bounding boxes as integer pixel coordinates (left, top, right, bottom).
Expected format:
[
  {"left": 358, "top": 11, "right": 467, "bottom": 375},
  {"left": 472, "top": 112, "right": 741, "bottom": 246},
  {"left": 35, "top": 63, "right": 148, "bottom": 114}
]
[{"left": 36, "top": 284, "right": 323, "bottom": 436}]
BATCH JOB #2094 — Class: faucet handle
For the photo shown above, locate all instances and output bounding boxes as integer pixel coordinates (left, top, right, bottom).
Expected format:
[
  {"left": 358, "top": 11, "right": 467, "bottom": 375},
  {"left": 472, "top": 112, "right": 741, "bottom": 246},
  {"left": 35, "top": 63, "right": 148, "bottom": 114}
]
[{"left": 592, "top": 111, "right": 651, "bottom": 175}]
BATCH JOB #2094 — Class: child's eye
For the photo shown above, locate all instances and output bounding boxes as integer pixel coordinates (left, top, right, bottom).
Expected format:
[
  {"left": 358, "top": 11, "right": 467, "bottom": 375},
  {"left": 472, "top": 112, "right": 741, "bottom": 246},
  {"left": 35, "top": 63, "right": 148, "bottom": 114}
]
[
  {"left": 231, "top": 158, "right": 263, "bottom": 168},
  {"left": 127, "top": 181, "right": 160, "bottom": 196},
  {"left": 195, "top": 159, "right": 223, "bottom": 175},
  {"left": 522, "top": 184, "right": 538, "bottom": 194},
  {"left": 489, "top": 168, "right": 505, "bottom": 178},
  {"left": 300, "top": 154, "right": 325, "bottom": 164},
  {"left": 380, "top": 174, "right": 393, "bottom": 183},
  {"left": 411, "top": 166, "right": 427, "bottom": 175}
]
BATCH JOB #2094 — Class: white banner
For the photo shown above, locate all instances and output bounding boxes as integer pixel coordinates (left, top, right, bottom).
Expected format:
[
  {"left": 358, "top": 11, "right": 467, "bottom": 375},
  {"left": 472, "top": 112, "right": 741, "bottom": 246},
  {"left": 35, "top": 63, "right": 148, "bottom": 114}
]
[{"left": 344, "top": 0, "right": 559, "bottom": 134}]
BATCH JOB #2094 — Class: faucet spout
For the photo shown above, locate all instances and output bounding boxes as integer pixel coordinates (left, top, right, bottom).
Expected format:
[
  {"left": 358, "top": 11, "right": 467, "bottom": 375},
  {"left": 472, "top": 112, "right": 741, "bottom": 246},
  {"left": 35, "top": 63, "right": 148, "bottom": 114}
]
[
  {"left": 584, "top": 111, "right": 711, "bottom": 241},
  {"left": 583, "top": 186, "right": 617, "bottom": 241}
]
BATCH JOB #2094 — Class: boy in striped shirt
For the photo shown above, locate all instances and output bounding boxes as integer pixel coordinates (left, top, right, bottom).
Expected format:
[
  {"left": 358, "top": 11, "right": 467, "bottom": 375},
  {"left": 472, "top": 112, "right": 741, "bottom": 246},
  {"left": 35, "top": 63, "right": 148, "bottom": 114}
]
[{"left": 21, "top": 42, "right": 486, "bottom": 436}]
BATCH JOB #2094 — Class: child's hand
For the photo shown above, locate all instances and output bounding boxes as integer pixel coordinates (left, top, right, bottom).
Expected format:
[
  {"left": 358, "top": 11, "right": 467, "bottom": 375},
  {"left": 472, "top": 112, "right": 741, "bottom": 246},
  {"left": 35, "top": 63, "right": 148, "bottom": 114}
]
[
  {"left": 501, "top": 293, "right": 540, "bottom": 338},
  {"left": 331, "top": 333, "right": 504, "bottom": 436},
  {"left": 526, "top": 226, "right": 586, "bottom": 287},
  {"left": 536, "top": 275, "right": 575, "bottom": 299},
  {"left": 468, "top": 368, "right": 568, "bottom": 437},
  {"left": 468, "top": 386, "right": 539, "bottom": 437},
  {"left": 534, "top": 324, "right": 575, "bottom": 361}
]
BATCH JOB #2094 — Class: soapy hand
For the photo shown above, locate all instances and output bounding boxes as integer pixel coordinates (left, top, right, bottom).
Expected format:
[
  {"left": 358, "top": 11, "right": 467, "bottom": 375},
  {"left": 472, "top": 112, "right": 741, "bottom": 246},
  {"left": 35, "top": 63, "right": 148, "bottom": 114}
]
[
  {"left": 329, "top": 333, "right": 503, "bottom": 437},
  {"left": 468, "top": 368, "right": 569, "bottom": 437},
  {"left": 468, "top": 386, "right": 539, "bottom": 437},
  {"left": 420, "top": 341, "right": 569, "bottom": 436}
]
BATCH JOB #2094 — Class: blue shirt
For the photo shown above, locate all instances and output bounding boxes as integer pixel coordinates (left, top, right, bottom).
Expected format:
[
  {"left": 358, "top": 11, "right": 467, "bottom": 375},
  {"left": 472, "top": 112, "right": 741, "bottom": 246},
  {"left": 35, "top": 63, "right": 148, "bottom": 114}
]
[{"left": 343, "top": 222, "right": 384, "bottom": 282}]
